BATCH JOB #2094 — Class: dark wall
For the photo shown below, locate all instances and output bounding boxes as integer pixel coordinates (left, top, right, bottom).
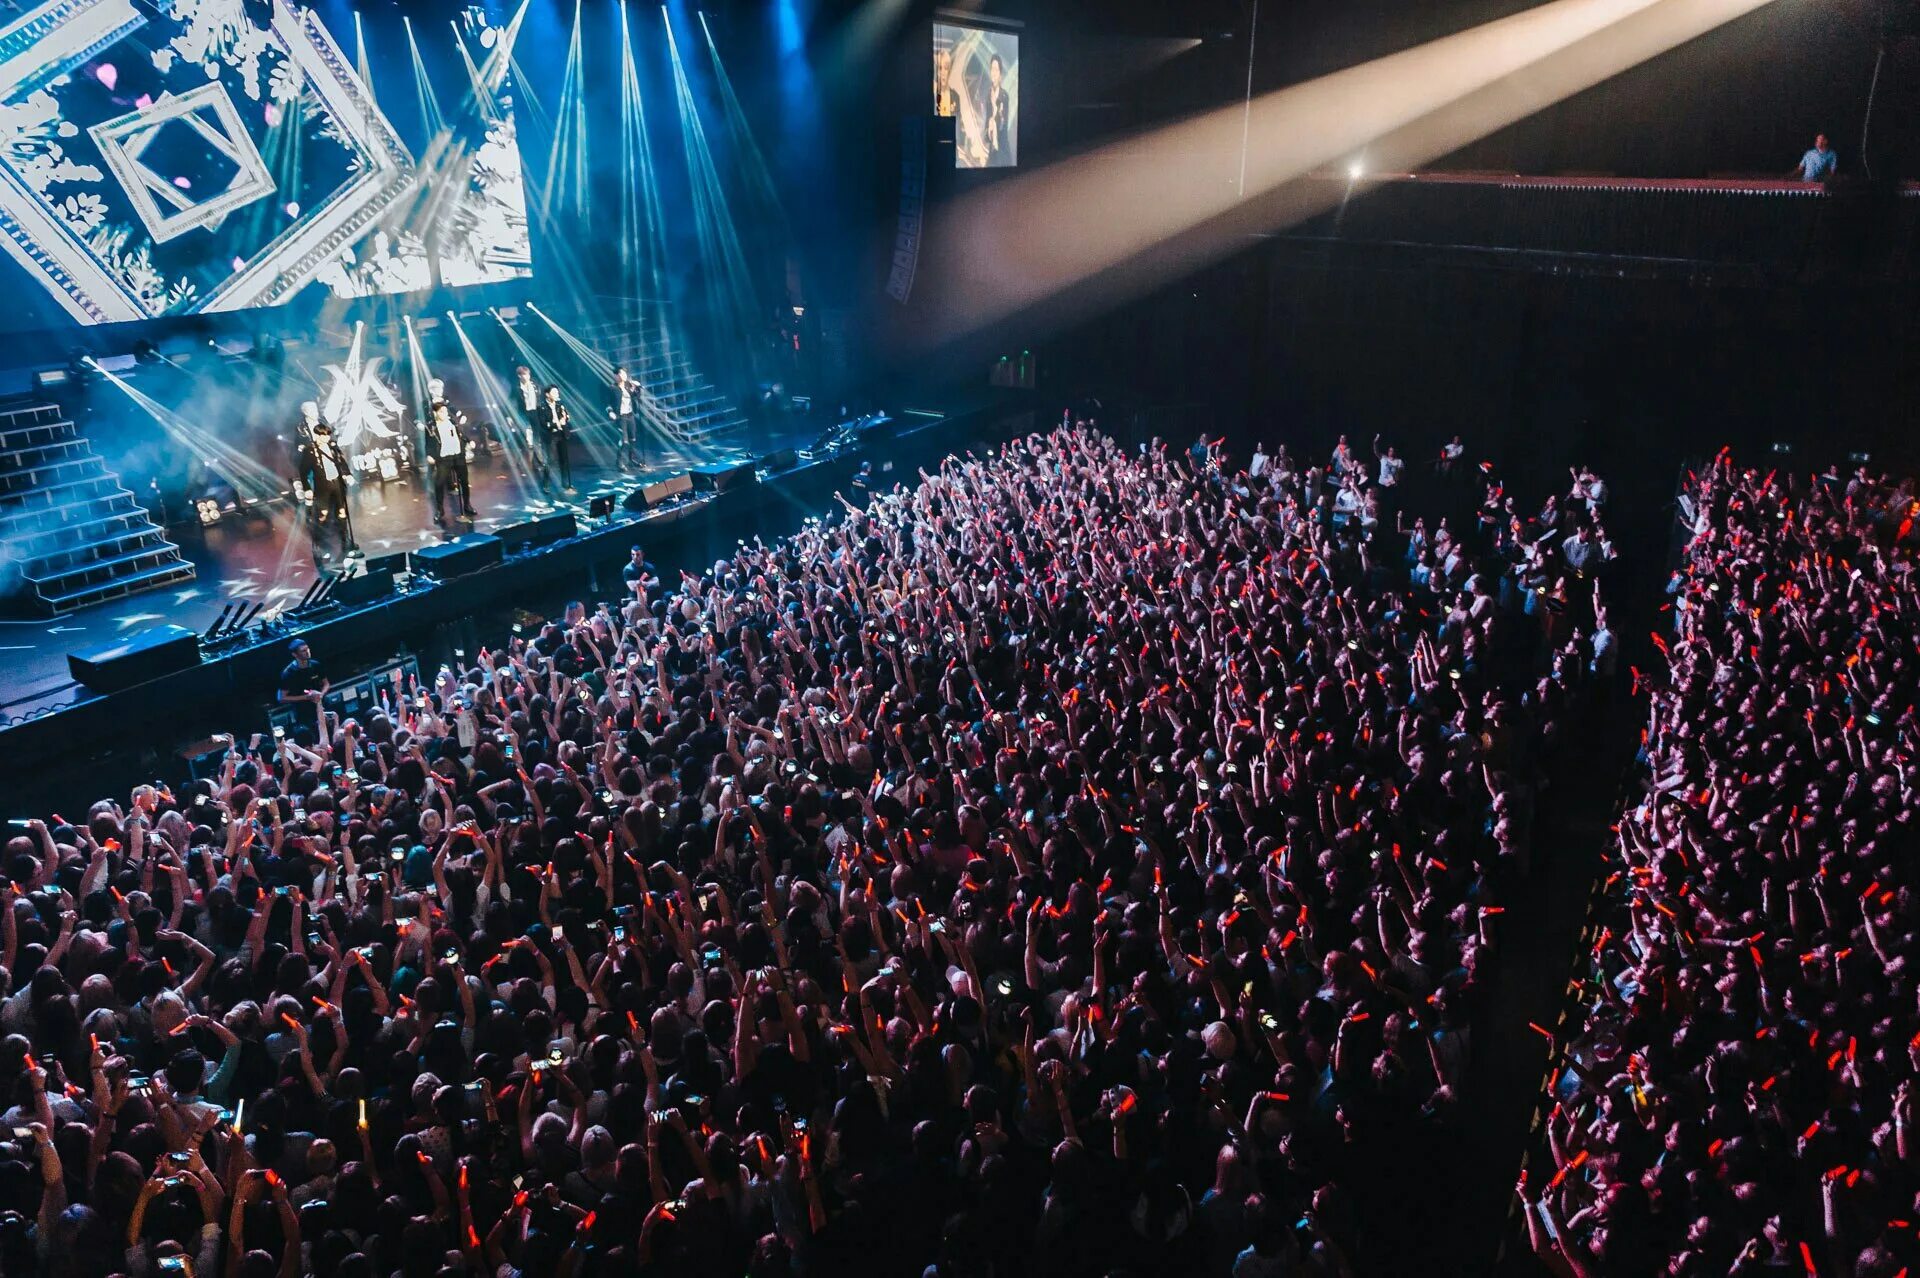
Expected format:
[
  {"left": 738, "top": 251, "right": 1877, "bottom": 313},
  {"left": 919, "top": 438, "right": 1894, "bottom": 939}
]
[{"left": 1043, "top": 237, "right": 1920, "bottom": 486}]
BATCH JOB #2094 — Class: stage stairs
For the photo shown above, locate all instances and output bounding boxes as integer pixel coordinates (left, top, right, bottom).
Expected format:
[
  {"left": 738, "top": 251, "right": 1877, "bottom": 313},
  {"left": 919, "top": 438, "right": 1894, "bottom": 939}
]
[
  {"left": 0, "top": 402, "right": 193, "bottom": 616},
  {"left": 575, "top": 317, "right": 750, "bottom": 446}
]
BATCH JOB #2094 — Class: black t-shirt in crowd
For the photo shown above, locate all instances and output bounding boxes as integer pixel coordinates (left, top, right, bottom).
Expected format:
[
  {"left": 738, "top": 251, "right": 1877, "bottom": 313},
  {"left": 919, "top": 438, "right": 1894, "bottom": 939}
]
[{"left": 279, "top": 658, "right": 326, "bottom": 699}]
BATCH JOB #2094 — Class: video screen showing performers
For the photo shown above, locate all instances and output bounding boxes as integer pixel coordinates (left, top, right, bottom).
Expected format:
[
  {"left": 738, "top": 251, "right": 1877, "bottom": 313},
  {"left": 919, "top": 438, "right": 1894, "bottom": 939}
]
[
  {"left": 0, "top": 0, "right": 532, "bottom": 329},
  {"left": 934, "top": 22, "right": 1019, "bottom": 170}
]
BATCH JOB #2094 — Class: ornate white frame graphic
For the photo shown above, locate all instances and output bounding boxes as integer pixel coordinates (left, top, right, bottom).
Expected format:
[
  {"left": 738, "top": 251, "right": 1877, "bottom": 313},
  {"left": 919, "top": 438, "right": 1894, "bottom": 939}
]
[
  {"left": 200, "top": 2, "right": 416, "bottom": 313},
  {"left": 88, "top": 82, "right": 276, "bottom": 244},
  {"left": 0, "top": 0, "right": 418, "bottom": 321},
  {"left": 0, "top": 0, "right": 147, "bottom": 322}
]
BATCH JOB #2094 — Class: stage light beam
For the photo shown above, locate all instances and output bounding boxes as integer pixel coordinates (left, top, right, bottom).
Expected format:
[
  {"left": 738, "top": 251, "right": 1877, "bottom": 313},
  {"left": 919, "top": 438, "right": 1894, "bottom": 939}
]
[
  {"left": 618, "top": 0, "right": 671, "bottom": 313},
  {"left": 526, "top": 304, "right": 706, "bottom": 460},
  {"left": 403, "top": 16, "right": 447, "bottom": 141},
  {"left": 699, "top": 11, "right": 790, "bottom": 236},
  {"left": 445, "top": 311, "right": 540, "bottom": 500},
  {"left": 491, "top": 312, "right": 619, "bottom": 473},
  {"left": 538, "top": 0, "right": 590, "bottom": 221},
  {"left": 354, "top": 10, "right": 377, "bottom": 108},
  {"left": 922, "top": 0, "right": 1778, "bottom": 346},
  {"left": 663, "top": 7, "right": 765, "bottom": 389},
  {"left": 89, "top": 362, "right": 285, "bottom": 501}
]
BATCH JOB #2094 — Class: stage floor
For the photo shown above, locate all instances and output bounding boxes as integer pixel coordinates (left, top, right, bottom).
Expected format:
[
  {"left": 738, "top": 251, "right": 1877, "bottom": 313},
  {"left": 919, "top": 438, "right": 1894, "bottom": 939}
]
[{"left": 0, "top": 421, "right": 804, "bottom": 722}]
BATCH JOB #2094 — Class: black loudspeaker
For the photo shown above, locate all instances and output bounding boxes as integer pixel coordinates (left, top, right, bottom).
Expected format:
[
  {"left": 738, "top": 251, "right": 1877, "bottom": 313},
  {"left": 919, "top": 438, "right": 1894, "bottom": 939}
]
[
  {"left": 331, "top": 565, "right": 396, "bottom": 607},
  {"left": 411, "top": 533, "right": 503, "bottom": 578},
  {"left": 636, "top": 472, "right": 694, "bottom": 508},
  {"left": 587, "top": 494, "right": 615, "bottom": 518},
  {"left": 495, "top": 511, "right": 576, "bottom": 552},
  {"left": 68, "top": 624, "right": 200, "bottom": 692},
  {"left": 691, "top": 461, "right": 757, "bottom": 494},
  {"left": 364, "top": 550, "right": 410, "bottom": 578},
  {"left": 759, "top": 448, "right": 799, "bottom": 473}
]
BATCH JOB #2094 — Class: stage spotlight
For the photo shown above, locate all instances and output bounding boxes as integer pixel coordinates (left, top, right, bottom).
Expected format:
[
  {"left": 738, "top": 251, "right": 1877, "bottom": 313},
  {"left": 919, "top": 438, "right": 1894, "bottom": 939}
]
[
  {"left": 132, "top": 339, "right": 161, "bottom": 365},
  {"left": 195, "top": 497, "right": 223, "bottom": 526},
  {"left": 1348, "top": 161, "right": 1365, "bottom": 180}
]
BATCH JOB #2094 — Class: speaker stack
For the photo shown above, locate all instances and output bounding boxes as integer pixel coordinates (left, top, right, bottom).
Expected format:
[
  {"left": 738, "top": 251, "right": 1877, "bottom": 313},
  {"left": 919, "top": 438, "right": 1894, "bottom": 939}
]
[
  {"left": 626, "top": 472, "right": 694, "bottom": 511},
  {"left": 411, "top": 533, "right": 504, "bottom": 578},
  {"left": 68, "top": 624, "right": 201, "bottom": 693},
  {"left": 495, "top": 511, "right": 578, "bottom": 552},
  {"left": 691, "top": 461, "right": 758, "bottom": 495}
]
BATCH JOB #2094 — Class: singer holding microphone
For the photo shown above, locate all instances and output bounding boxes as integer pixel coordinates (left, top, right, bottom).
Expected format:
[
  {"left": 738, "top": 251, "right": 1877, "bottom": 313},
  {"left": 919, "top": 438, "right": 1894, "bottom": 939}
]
[{"left": 537, "top": 383, "right": 574, "bottom": 494}]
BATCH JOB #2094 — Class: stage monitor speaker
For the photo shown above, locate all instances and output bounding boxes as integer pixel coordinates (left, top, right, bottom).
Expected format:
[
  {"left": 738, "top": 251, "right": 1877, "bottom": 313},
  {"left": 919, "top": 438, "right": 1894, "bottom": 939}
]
[
  {"left": 331, "top": 565, "right": 396, "bottom": 607},
  {"left": 365, "top": 550, "right": 410, "bottom": 578},
  {"left": 587, "top": 494, "right": 615, "bottom": 518},
  {"left": 496, "top": 511, "right": 576, "bottom": 552},
  {"left": 67, "top": 624, "right": 200, "bottom": 693},
  {"left": 635, "top": 472, "right": 694, "bottom": 509},
  {"left": 759, "top": 448, "right": 799, "bottom": 474},
  {"left": 690, "top": 461, "right": 758, "bottom": 495},
  {"left": 411, "top": 533, "right": 503, "bottom": 578}
]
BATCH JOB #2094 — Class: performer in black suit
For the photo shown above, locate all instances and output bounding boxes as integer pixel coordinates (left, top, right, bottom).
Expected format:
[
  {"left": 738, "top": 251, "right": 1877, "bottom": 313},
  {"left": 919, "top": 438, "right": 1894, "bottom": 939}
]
[
  {"left": 612, "top": 366, "right": 640, "bottom": 471},
  {"left": 425, "top": 400, "right": 475, "bottom": 527},
  {"left": 298, "top": 415, "right": 357, "bottom": 561},
  {"left": 288, "top": 399, "right": 320, "bottom": 503},
  {"left": 986, "top": 54, "right": 1011, "bottom": 165},
  {"left": 513, "top": 364, "right": 547, "bottom": 487},
  {"left": 538, "top": 383, "right": 574, "bottom": 494}
]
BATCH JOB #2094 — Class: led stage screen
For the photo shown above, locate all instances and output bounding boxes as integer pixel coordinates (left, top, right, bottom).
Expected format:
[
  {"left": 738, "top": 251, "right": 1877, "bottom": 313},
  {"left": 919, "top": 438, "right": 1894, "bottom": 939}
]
[
  {"left": 0, "top": 0, "right": 530, "bottom": 328},
  {"left": 934, "top": 22, "right": 1017, "bottom": 169}
]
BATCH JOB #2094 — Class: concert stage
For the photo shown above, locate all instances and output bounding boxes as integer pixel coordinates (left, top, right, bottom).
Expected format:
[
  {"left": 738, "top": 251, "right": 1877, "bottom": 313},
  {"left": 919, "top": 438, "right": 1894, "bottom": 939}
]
[
  {"left": 0, "top": 392, "right": 1034, "bottom": 802},
  {"left": 0, "top": 433, "right": 756, "bottom": 720}
]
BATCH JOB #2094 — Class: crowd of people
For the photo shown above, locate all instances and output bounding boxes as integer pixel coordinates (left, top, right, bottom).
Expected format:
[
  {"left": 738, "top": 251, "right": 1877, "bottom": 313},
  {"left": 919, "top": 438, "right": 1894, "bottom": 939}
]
[
  {"left": 1524, "top": 457, "right": 1920, "bottom": 1278},
  {"left": 0, "top": 424, "right": 1618, "bottom": 1277}
]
